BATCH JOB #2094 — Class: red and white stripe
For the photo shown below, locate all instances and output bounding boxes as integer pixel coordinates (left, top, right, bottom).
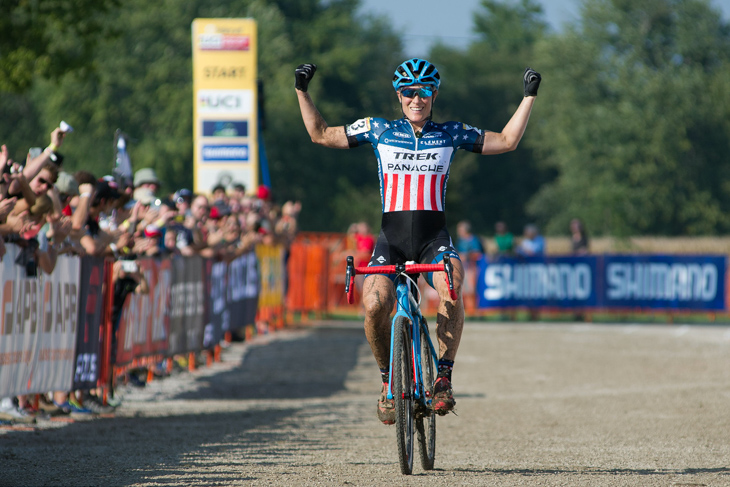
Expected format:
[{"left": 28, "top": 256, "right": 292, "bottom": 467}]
[{"left": 382, "top": 172, "right": 446, "bottom": 212}]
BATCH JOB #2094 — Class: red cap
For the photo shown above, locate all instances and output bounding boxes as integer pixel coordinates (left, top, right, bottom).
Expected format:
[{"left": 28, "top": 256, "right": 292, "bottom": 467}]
[
  {"left": 144, "top": 225, "right": 162, "bottom": 238},
  {"left": 257, "top": 185, "right": 270, "bottom": 200}
]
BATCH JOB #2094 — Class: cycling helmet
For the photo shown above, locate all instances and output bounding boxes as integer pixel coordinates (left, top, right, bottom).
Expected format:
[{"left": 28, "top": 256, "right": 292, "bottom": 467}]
[{"left": 392, "top": 58, "right": 441, "bottom": 92}]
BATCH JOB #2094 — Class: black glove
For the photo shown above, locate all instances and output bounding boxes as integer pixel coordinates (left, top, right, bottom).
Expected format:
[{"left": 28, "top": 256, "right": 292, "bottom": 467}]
[
  {"left": 523, "top": 67, "right": 541, "bottom": 97},
  {"left": 295, "top": 63, "right": 317, "bottom": 92}
]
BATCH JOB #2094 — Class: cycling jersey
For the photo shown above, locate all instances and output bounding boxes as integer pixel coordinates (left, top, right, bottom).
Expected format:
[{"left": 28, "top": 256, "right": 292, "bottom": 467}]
[
  {"left": 345, "top": 117, "right": 485, "bottom": 213},
  {"left": 345, "top": 117, "right": 482, "bottom": 284}
]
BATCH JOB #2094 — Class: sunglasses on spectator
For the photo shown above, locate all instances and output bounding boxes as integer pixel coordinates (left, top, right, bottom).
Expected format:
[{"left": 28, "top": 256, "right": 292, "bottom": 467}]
[
  {"left": 399, "top": 87, "right": 433, "bottom": 99},
  {"left": 37, "top": 177, "right": 53, "bottom": 188}
]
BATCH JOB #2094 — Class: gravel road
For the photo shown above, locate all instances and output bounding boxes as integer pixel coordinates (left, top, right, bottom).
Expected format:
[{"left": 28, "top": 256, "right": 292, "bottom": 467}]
[{"left": 2, "top": 321, "right": 730, "bottom": 486}]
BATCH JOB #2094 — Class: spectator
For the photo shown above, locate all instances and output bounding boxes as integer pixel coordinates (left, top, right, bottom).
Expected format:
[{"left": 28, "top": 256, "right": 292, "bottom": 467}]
[
  {"left": 516, "top": 224, "right": 545, "bottom": 256},
  {"left": 493, "top": 221, "right": 514, "bottom": 257},
  {"left": 211, "top": 183, "right": 228, "bottom": 204},
  {"left": 133, "top": 167, "right": 161, "bottom": 195},
  {"left": 231, "top": 183, "right": 246, "bottom": 201},
  {"left": 455, "top": 220, "right": 485, "bottom": 262},
  {"left": 174, "top": 188, "right": 192, "bottom": 216},
  {"left": 570, "top": 218, "right": 589, "bottom": 255}
]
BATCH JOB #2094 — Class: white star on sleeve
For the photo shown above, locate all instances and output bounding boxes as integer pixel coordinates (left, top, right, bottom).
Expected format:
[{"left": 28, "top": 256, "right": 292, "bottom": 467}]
[
  {"left": 462, "top": 134, "right": 469, "bottom": 140},
  {"left": 452, "top": 124, "right": 459, "bottom": 130},
  {"left": 364, "top": 133, "right": 370, "bottom": 138},
  {"left": 372, "top": 121, "right": 379, "bottom": 128},
  {"left": 384, "top": 123, "right": 391, "bottom": 129}
]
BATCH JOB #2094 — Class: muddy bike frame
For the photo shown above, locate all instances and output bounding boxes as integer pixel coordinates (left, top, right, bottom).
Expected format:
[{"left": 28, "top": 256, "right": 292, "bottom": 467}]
[{"left": 345, "top": 254, "right": 457, "bottom": 474}]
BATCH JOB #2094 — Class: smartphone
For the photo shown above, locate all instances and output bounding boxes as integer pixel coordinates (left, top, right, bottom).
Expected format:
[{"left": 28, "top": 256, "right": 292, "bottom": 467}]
[
  {"left": 121, "top": 260, "right": 138, "bottom": 273},
  {"left": 59, "top": 121, "right": 74, "bottom": 133},
  {"left": 28, "top": 147, "right": 42, "bottom": 159}
]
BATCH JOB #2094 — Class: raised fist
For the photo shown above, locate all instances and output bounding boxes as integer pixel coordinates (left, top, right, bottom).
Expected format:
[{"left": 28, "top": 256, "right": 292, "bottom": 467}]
[
  {"left": 523, "top": 67, "right": 542, "bottom": 97},
  {"left": 295, "top": 63, "right": 317, "bottom": 92}
]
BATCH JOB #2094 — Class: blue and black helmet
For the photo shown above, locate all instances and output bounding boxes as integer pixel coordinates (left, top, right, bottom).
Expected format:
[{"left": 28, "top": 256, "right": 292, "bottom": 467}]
[{"left": 392, "top": 58, "right": 441, "bottom": 92}]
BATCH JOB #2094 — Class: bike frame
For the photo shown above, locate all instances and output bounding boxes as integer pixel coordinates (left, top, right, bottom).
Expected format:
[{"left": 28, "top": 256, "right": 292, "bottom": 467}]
[
  {"left": 385, "top": 268, "right": 438, "bottom": 407},
  {"left": 344, "top": 255, "right": 457, "bottom": 407}
]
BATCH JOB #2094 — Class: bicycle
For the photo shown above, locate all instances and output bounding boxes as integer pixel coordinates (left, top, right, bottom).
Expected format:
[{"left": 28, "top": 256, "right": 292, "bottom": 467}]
[{"left": 345, "top": 255, "right": 458, "bottom": 475}]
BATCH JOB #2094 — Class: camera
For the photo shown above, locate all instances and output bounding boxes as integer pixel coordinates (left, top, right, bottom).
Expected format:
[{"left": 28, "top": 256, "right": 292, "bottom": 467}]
[{"left": 121, "top": 260, "right": 138, "bottom": 273}]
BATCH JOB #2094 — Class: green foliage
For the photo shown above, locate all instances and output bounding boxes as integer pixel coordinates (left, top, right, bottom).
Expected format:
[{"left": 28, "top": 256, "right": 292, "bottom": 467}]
[
  {"left": 527, "top": 0, "right": 730, "bottom": 236},
  {"left": 3, "top": 0, "right": 730, "bottom": 237},
  {"left": 429, "top": 0, "right": 552, "bottom": 236},
  {"left": 0, "top": 0, "right": 119, "bottom": 93}
]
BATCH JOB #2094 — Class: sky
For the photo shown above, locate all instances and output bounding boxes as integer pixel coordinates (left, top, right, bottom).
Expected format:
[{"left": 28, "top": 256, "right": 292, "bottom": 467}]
[{"left": 359, "top": 0, "right": 730, "bottom": 57}]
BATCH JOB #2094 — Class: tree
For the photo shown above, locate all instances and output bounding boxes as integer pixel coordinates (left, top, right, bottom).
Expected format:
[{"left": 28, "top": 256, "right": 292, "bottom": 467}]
[
  {"left": 0, "top": 0, "right": 119, "bottom": 93},
  {"left": 427, "top": 0, "right": 553, "bottom": 236},
  {"left": 526, "top": 0, "right": 730, "bottom": 236}
]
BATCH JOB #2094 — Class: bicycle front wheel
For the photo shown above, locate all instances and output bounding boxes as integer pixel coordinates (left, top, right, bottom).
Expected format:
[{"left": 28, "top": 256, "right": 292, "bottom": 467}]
[
  {"left": 393, "top": 315, "right": 414, "bottom": 475},
  {"left": 416, "top": 318, "right": 436, "bottom": 470}
]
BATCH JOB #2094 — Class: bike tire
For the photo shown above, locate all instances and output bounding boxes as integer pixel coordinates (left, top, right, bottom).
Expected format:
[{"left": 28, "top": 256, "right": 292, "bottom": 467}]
[
  {"left": 393, "top": 315, "right": 414, "bottom": 475},
  {"left": 416, "top": 319, "right": 436, "bottom": 470}
]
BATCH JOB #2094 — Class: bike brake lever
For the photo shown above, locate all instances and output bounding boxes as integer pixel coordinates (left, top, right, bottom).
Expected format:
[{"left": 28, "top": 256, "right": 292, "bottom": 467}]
[
  {"left": 443, "top": 254, "right": 458, "bottom": 301},
  {"left": 345, "top": 256, "right": 355, "bottom": 304}
]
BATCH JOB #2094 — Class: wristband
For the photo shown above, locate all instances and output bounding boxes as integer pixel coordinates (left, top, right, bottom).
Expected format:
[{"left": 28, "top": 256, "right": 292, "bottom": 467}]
[
  {"left": 49, "top": 143, "right": 58, "bottom": 152},
  {"left": 80, "top": 192, "right": 91, "bottom": 198}
]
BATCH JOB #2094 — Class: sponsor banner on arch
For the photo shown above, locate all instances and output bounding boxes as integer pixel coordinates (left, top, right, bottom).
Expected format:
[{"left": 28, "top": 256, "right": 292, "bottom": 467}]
[
  {"left": 477, "top": 255, "right": 727, "bottom": 311},
  {"left": 477, "top": 256, "right": 597, "bottom": 309}
]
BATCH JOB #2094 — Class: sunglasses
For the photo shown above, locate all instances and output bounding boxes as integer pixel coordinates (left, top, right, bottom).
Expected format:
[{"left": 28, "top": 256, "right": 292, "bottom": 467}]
[
  {"left": 400, "top": 87, "right": 433, "bottom": 99},
  {"left": 37, "top": 177, "right": 54, "bottom": 188}
]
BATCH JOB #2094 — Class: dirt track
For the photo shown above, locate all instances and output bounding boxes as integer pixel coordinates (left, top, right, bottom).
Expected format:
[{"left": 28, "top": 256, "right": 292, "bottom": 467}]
[{"left": 2, "top": 321, "right": 730, "bottom": 486}]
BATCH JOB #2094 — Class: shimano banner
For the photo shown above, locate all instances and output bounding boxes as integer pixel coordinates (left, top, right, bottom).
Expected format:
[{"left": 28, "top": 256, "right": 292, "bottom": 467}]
[
  {"left": 477, "top": 256, "right": 597, "bottom": 308},
  {"left": 603, "top": 255, "right": 726, "bottom": 310},
  {"left": 477, "top": 255, "right": 727, "bottom": 311}
]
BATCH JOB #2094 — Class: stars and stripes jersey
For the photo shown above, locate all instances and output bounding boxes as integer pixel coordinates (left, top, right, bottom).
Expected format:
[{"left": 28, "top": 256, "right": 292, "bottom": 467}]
[{"left": 345, "top": 117, "right": 485, "bottom": 213}]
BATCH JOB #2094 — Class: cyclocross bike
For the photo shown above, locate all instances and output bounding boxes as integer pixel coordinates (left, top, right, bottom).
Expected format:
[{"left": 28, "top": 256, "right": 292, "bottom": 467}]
[{"left": 345, "top": 255, "right": 457, "bottom": 475}]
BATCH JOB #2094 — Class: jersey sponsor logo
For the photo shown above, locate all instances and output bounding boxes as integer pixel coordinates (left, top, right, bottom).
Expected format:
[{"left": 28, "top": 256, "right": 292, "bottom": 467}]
[
  {"left": 393, "top": 152, "right": 439, "bottom": 161},
  {"left": 376, "top": 256, "right": 386, "bottom": 264},
  {"left": 387, "top": 163, "right": 444, "bottom": 173},
  {"left": 438, "top": 246, "right": 448, "bottom": 252},
  {"left": 346, "top": 118, "right": 371, "bottom": 136},
  {"left": 391, "top": 131, "right": 412, "bottom": 138},
  {"left": 420, "top": 140, "right": 447, "bottom": 147},
  {"left": 382, "top": 138, "right": 411, "bottom": 145}
]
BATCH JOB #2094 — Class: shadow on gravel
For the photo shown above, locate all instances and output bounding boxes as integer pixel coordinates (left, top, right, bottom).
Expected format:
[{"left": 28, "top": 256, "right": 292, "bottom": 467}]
[
  {"left": 174, "top": 326, "right": 367, "bottom": 401},
  {"left": 0, "top": 408, "right": 298, "bottom": 487},
  {"left": 0, "top": 326, "right": 369, "bottom": 487},
  {"left": 453, "top": 466, "right": 730, "bottom": 477}
]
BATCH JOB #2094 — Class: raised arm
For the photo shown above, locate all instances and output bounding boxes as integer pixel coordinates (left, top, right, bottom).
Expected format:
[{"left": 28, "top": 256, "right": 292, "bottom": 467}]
[
  {"left": 295, "top": 64, "right": 349, "bottom": 149},
  {"left": 481, "top": 68, "right": 541, "bottom": 155}
]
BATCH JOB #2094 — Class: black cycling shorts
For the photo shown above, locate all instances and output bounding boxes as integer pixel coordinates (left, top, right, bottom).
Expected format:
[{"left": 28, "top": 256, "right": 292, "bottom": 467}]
[{"left": 367, "top": 210, "right": 460, "bottom": 288}]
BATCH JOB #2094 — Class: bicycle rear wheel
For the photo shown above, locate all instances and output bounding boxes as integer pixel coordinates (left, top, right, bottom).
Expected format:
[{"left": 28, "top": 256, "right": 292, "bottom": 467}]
[
  {"left": 416, "top": 319, "right": 436, "bottom": 470},
  {"left": 393, "top": 315, "right": 414, "bottom": 475}
]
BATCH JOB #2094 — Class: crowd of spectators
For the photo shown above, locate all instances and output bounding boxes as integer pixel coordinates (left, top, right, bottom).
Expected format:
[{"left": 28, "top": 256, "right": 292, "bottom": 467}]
[{"left": 0, "top": 128, "right": 301, "bottom": 424}]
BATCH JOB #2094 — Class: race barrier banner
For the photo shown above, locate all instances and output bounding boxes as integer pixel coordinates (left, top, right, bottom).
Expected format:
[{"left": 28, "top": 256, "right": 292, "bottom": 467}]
[
  {"left": 0, "top": 246, "right": 80, "bottom": 398},
  {"left": 168, "top": 256, "right": 206, "bottom": 356},
  {"left": 72, "top": 256, "right": 105, "bottom": 391},
  {"left": 0, "top": 245, "right": 266, "bottom": 398},
  {"left": 224, "top": 251, "right": 260, "bottom": 333},
  {"left": 602, "top": 255, "right": 726, "bottom": 310},
  {"left": 477, "top": 255, "right": 727, "bottom": 311},
  {"left": 477, "top": 256, "right": 597, "bottom": 309},
  {"left": 115, "top": 258, "right": 171, "bottom": 366}
]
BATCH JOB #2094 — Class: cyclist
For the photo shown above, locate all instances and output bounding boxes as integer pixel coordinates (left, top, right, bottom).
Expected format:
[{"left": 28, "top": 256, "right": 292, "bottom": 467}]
[{"left": 295, "top": 59, "right": 541, "bottom": 424}]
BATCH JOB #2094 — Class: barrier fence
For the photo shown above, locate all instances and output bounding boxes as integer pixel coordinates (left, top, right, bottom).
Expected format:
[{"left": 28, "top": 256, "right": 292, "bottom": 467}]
[
  {"left": 4, "top": 231, "right": 727, "bottom": 400},
  {"left": 0, "top": 243, "right": 286, "bottom": 400},
  {"left": 284, "top": 232, "right": 730, "bottom": 321}
]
